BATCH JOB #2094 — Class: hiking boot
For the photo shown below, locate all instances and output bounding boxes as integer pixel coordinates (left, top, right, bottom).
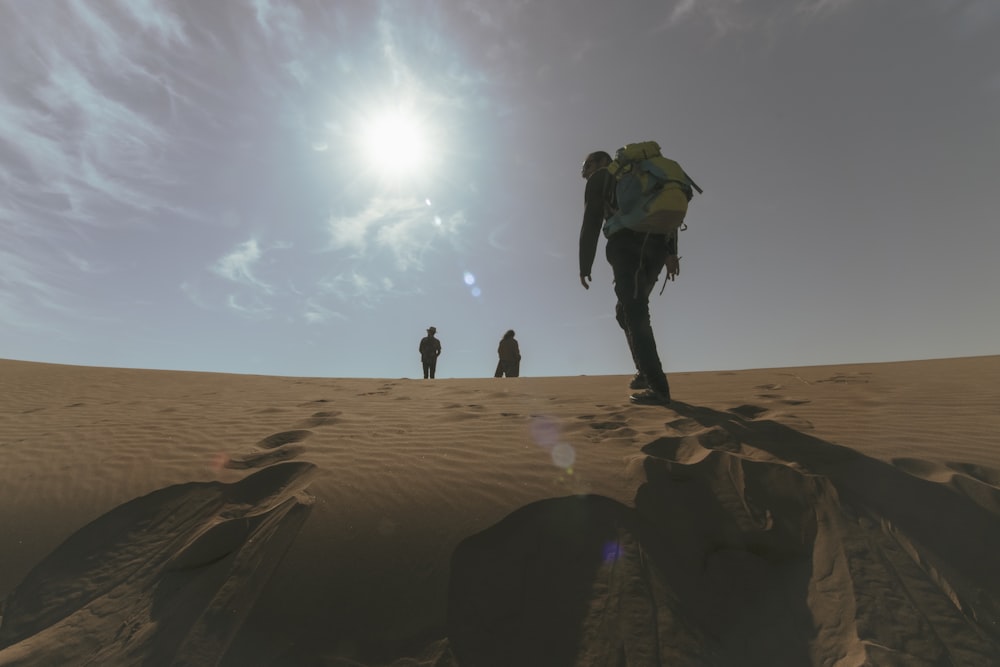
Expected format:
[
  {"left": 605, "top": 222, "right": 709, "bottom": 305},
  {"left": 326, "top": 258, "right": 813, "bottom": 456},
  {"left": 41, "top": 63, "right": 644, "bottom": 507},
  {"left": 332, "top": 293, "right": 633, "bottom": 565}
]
[
  {"left": 629, "top": 388, "right": 671, "bottom": 406},
  {"left": 629, "top": 373, "right": 648, "bottom": 390}
]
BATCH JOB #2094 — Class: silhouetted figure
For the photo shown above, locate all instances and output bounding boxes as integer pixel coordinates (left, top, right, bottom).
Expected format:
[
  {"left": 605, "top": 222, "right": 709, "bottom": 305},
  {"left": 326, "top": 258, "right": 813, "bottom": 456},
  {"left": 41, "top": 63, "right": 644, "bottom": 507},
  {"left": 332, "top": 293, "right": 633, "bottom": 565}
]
[
  {"left": 419, "top": 326, "right": 441, "bottom": 379},
  {"left": 579, "top": 149, "right": 682, "bottom": 405},
  {"left": 494, "top": 329, "right": 521, "bottom": 378}
]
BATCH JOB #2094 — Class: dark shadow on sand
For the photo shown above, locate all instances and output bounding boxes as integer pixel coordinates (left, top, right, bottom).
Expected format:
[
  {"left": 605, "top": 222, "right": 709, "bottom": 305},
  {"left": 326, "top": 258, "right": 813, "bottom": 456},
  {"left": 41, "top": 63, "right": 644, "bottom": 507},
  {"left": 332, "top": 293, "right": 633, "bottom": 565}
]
[
  {"left": 446, "top": 401, "right": 1000, "bottom": 666},
  {"left": 663, "top": 400, "right": 1000, "bottom": 635}
]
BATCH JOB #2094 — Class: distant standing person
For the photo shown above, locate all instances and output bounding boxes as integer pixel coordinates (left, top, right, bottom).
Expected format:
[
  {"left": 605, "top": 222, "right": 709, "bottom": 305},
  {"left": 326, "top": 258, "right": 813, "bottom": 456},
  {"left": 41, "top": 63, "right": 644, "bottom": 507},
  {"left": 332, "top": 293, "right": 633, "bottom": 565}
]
[
  {"left": 494, "top": 329, "right": 521, "bottom": 378},
  {"left": 419, "top": 326, "right": 442, "bottom": 379}
]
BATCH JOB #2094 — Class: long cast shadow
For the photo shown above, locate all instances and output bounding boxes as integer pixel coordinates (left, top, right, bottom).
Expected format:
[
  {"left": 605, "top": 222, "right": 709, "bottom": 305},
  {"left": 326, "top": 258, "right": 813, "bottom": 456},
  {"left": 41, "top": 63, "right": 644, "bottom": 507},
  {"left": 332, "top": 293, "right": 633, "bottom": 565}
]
[
  {"left": 447, "top": 401, "right": 1000, "bottom": 666},
  {"left": 663, "top": 400, "right": 1000, "bottom": 625},
  {"left": 448, "top": 493, "right": 726, "bottom": 666},
  {"left": 648, "top": 401, "right": 1000, "bottom": 661}
]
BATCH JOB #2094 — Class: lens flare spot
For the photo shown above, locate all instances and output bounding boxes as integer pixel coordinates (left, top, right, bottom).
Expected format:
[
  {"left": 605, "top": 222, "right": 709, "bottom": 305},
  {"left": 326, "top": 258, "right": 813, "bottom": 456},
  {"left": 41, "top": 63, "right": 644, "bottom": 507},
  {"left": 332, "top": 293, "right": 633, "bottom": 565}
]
[
  {"left": 603, "top": 540, "right": 621, "bottom": 564},
  {"left": 471, "top": 287, "right": 482, "bottom": 298},
  {"left": 463, "top": 272, "right": 476, "bottom": 286},
  {"left": 530, "top": 416, "right": 559, "bottom": 449},
  {"left": 210, "top": 452, "right": 229, "bottom": 472},
  {"left": 551, "top": 443, "right": 576, "bottom": 469}
]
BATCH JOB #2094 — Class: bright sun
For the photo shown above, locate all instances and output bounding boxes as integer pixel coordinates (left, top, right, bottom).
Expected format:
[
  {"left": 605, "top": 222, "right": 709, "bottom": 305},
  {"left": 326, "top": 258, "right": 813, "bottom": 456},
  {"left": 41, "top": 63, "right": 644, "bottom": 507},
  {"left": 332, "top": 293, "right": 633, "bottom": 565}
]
[{"left": 358, "top": 107, "right": 432, "bottom": 179}]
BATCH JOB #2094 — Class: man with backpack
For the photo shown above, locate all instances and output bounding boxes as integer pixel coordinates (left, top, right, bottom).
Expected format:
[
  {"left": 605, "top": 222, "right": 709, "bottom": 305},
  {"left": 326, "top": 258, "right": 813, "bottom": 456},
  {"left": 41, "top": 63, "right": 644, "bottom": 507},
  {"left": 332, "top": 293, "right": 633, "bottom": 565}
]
[{"left": 578, "top": 143, "right": 695, "bottom": 406}]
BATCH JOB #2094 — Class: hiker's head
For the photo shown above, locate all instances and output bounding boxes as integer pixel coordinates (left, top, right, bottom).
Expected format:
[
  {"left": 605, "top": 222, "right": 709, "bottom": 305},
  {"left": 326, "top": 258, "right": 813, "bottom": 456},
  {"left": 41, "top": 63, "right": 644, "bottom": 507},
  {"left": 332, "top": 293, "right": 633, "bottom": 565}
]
[
  {"left": 427, "top": 326, "right": 437, "bottom": 335},
  {"left": 581, "top": 151, "right": 611, "bottom": 179},
  {"left": 504, "top": 329, "right": 515, "bottom": 339}
]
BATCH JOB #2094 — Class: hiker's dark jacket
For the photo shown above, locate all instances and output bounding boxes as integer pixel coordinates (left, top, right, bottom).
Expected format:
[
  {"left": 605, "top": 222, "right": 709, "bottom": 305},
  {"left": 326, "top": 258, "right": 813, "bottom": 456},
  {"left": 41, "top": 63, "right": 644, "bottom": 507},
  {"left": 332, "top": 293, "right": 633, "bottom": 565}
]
[
  {"left": 579, "top": 168, "right": 676, "bottom": 278},
  {"left": 419, "top": 336, "right": 441, "bottom": 361},
  {"left": 498, "top": 337, "right": 520, "bottom": 362}
]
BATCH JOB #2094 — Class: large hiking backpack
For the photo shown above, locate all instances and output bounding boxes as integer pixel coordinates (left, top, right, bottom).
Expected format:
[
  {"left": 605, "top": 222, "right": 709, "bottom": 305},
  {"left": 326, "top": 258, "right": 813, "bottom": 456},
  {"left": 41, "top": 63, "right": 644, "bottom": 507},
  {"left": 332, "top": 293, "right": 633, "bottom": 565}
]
[{"left": 602, "top": 141, "right": 702, "bottom": 239}]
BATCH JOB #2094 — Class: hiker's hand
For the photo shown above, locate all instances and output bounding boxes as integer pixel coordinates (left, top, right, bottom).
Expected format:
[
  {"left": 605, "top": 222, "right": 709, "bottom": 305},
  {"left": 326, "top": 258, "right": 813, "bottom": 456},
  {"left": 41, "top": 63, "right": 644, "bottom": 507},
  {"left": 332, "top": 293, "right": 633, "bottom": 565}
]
[
  {"left": 580, "top": 274, "right": 591, "bottom": 290},
  {"left": 665, "top": 255, "right": 680, "bottom": 281}
]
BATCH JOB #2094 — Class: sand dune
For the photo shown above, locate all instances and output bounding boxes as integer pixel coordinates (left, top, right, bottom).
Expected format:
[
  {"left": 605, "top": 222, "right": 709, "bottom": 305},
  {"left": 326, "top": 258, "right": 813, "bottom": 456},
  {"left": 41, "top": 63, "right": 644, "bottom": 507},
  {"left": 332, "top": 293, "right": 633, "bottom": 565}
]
[{"left": 1, "top": 356, "right": 998, "bottom": 665}]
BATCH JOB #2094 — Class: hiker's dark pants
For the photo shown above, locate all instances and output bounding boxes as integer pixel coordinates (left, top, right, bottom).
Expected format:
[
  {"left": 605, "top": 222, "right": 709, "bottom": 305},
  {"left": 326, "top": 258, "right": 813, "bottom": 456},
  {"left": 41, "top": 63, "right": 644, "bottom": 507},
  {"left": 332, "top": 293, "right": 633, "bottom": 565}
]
[
  {"left": 494, "top": 359, "right": 520, "bottom": 378},
  {"left": 422, "top": 358, "right": 437, "bottom": 379},
  {"left": 606, "top": 229, "right": 671, "bottom": 395}
]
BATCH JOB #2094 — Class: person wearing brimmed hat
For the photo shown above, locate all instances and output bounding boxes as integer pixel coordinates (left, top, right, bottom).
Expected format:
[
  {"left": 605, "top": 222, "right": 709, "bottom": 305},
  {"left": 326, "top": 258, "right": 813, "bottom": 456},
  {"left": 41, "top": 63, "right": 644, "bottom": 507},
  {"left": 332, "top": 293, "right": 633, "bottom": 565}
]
[{"left": 419, "top": 326, "right": 442, "bottom": 379}]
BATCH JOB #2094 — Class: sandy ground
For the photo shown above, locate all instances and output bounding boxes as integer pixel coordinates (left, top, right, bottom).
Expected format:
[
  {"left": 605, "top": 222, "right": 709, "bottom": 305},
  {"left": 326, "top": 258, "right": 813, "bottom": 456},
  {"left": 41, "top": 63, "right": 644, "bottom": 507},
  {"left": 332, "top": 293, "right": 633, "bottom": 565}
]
[{"left": 0, "top": 356, "right": 998, "bottom": 666}]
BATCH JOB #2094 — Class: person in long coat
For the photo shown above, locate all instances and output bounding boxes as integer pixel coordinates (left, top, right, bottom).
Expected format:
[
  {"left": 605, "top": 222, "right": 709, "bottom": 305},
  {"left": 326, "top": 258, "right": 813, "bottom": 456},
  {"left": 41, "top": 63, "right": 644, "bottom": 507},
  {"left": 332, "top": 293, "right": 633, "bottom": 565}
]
[{"left": 494, "top": 329, "right": 521, "bottom": 378}]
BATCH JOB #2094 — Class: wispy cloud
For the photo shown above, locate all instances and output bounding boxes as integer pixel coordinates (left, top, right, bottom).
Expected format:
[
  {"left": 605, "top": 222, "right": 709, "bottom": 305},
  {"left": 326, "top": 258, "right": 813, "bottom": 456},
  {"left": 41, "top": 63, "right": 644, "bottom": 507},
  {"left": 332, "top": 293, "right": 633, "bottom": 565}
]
[
  {"left": 318, "top": 271, "right": 396, "bottom": 306},
  {"left": 303, "top": 297, "right": 347, "bottom": 324},
  {"left": 115, "top": 0, "right": 190, "bottom": 47},
  {"left": 458, "top": 0, "right": 532, "bottom": 31},
  {"left": 212, "top": 239, "right": 274, "bottom": 294},
  {"left": 225, "top": 294, "right": 272, "bottom": 319},
  {"left": 660, "top": 0, "right": 861, "bottom": 33},
  {"left": 328, "top": 197, "right": 465, "bottom": 271},
  {"left": 251, "top": 0, "right": 306, "bottom": 44},
  {"left": 64, "top": 251, "right": 112, "bottom": 275},
  {"left": 0, "top": 248, "right": 66, "bottom": 303},
  {"left": 180, "top": 281, "right": 210, "bottom": 310},
  {"left": 0, "top": 244, "right": 83, "bottom": 331},
  {"left": 0, "top": 1, "right": 211, "bottom": 298}
]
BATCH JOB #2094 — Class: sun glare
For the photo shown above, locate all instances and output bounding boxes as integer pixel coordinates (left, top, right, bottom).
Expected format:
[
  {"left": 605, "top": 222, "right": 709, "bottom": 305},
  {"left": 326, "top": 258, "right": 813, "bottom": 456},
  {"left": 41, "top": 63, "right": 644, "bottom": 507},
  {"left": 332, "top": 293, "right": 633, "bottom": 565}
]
[{"left": 358, "top": 107, "right": 432, "bottom": 179}]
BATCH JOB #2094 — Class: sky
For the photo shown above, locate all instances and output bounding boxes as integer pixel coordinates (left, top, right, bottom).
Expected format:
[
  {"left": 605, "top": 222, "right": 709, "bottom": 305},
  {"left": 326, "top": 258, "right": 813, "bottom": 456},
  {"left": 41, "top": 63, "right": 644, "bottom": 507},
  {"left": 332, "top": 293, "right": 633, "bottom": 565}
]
[{"left": 2, "top": 0, "right": 998, "bottom": 380}]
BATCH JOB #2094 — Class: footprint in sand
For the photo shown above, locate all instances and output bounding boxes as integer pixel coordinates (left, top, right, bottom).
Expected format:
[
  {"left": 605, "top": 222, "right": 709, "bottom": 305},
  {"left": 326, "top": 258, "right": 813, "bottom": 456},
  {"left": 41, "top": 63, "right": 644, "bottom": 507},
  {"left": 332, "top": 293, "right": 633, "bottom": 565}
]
[
  {"left": 730, "top": 403, "right": 814, "bottom": 430},
  {"left": 225, "top": 430, "right": 313, "bottom": 470},
  {"left": 357, "top": 383, "right": 396, "bottom": 397},
  {"left": 589, "top": 420, "right": 629, "bottom": 431},
  {"left": 727, "top": 404, "right": 770, "bottom": 420},
  {"left": 293, "top": 399, "right": 331, "bottom": 409},
  {"left": 294, "top": 411, "right": 341, "bottom": 428},
  {"left": 772, "top": 414, "right": 815, "bottom": 430},
  {"left": 754, "top": 393, "right": 812, "bottom": 407},
  {"left": 817, "top": 372, "right": 871, "bottom": 384},
  {"left": 697, "top": 426, "right": 742, "bottom": 451},
  {"left": 665, "top": 417, "right": 703, "bottom": 434},
  {"left": 894, "top": 458, "right": 1000, "bottom": 488},
  {"left": 780, "top": 398, "right": 812, "bottom": 406},
  {"left": 946, "top": 462, "right": 1000, "bottom": 487},
  {"left": 256, "top": 430, "right": 313, "bottom": 449}
]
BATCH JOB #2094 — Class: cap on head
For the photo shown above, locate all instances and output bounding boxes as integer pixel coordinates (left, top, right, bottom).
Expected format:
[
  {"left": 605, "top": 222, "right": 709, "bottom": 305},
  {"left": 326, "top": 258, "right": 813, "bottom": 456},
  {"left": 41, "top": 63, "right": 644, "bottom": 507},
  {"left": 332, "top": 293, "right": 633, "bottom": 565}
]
[{"left": 427, "top": 326, "right": 436, "bottom": 333}]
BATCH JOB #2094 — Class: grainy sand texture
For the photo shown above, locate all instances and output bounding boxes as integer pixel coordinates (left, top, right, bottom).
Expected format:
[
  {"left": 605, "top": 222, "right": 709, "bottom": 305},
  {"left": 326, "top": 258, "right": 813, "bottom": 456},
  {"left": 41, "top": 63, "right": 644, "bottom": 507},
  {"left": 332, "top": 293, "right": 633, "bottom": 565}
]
[{"left": 1, "top": 356, "right": 998, "bottom": 666}]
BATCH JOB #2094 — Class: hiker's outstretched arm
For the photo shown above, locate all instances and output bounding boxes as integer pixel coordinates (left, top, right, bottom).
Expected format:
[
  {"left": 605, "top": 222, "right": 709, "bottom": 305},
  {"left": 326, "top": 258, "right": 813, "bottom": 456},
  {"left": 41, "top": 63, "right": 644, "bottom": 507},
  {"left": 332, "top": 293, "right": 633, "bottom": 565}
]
[{"left": 578, "top": 172, "right": 607, "bottom": 287}]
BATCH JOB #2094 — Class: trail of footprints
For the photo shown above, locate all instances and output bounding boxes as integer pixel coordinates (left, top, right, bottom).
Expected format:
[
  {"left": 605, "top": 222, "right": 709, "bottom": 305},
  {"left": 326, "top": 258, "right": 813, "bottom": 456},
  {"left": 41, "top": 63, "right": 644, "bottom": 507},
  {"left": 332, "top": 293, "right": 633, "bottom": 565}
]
[
  {"left": 649, "top": 384, "right": 818, "bottom": 460},
  {"left": 222, "top": 382, "right": 815, "bottom": 470},
  {"left": 225, "top": 429, "right": 314, "bottom": 470},
  {"left": 225, "top": 399, "right": 345, "bottom": 470}
]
